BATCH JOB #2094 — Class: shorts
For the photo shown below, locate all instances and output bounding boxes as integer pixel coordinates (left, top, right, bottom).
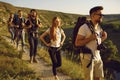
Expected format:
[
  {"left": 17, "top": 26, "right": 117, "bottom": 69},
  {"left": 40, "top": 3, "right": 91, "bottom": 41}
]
[{"left": 81, "top": 54, "right": 104, "bottom": 80}]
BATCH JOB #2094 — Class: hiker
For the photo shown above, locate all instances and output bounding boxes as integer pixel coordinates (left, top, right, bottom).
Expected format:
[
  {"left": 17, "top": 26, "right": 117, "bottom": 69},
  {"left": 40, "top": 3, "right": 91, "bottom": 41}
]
[
  {"left": 25, "top": 9, "right": 42, "bottom": 63},
  {"left": 75, "top": 6, "right": 107, "bottom": 80},
  {"left": 13, "top": 10, "right": 25, "bottom": 50},
  {"left": 7, "top": 13, "right": 15, "bottom": 43},
  {"left": 40, "top": 17, "right": 66, "bottom": 80}
]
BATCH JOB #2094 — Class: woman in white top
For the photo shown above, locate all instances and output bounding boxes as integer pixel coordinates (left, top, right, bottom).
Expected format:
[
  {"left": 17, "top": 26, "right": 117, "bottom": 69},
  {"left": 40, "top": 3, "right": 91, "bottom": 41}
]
[{"left": 40, "top": 17, "right": 66, "bottom": 80}]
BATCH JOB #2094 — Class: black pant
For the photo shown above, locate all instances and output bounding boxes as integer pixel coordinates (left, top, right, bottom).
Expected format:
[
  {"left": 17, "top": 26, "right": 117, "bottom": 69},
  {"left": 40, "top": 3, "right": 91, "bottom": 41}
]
[
  {"left": 28, "top": 33, "right": 38, "bottom": 57},
  {"left": 48, "top": 47, "right": 62, "bottom": 75}
]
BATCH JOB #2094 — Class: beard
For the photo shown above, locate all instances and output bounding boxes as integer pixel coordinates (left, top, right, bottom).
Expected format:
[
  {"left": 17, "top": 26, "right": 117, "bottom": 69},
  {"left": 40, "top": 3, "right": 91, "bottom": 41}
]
[{"left": 96, "top": 18, "right": 102, "bottom": 23}]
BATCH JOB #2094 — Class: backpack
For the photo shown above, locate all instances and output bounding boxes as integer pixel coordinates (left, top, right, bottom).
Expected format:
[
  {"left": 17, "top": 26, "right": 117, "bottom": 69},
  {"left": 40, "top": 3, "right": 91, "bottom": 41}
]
[
  {"left": 72, "top": 17, "right": 92, "bottom": 54},
  {"left": 72, "top": 17, "right": 87, "bottom": 44},
  {"left": 13, "top": 14, "right": 25, "bottom": 28}
]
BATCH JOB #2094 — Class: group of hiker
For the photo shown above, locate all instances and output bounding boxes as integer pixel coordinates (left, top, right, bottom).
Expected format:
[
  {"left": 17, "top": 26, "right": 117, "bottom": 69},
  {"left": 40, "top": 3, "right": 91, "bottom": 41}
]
[
  {"left": 8, "top": 9, "right": 42, "bottom": 63},
  {"left": 7, "top": 6, "right": 107, "bottom": 80}
]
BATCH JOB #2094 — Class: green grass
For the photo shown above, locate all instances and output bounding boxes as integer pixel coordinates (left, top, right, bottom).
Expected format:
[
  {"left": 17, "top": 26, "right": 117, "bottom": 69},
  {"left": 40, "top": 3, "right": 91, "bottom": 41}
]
[
  {"left": 0, "top": 22, "right": 38, "bottom": 80},
  {"left": 0, "top": 35, "right": 38, "bottom": 80},
  {"left": 59, "top": 57, "right": 84, "bottom": 79}
]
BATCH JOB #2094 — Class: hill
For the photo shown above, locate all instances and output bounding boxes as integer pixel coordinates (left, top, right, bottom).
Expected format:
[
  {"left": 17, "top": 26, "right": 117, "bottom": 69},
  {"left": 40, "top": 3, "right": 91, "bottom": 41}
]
[
  {"left": 0, "top": 1, "right": 120, "bottom": 54},
  {"left": 0, "top": 1, "right": 120, "bottom": 26},
  {"left": 0, "top": 1, "right": 82, "bottom": 27}
]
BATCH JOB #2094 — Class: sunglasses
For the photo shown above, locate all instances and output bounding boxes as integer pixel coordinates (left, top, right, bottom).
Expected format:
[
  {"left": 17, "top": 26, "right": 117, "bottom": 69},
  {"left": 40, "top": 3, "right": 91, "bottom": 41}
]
[{"left": 95, "top": 14, "right": 104, "bottom": 16}]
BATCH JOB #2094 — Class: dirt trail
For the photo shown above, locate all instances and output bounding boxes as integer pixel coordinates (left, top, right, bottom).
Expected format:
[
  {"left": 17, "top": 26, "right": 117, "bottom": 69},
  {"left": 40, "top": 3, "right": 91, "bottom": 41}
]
[{"left": 2, "top": 36, "right": 72, "bottom": 80}]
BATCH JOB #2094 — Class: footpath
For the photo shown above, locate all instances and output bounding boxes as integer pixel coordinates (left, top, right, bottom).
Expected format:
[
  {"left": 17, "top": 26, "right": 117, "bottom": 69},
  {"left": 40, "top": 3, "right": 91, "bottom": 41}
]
[{"left": 2, "top": 36, "right": 72, "bottom": 80}]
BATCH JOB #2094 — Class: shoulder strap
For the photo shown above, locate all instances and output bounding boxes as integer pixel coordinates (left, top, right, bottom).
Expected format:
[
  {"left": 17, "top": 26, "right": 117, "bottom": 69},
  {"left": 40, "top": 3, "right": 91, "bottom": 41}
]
[
  {"left": 21, "top": 17, "right": 25, "bottom": 23},
  {"left": 86, "top": 21, "right": 100, "bottom": 46},
  {"left": 86, "top": 21, "right": 95, "bottom": 34}
]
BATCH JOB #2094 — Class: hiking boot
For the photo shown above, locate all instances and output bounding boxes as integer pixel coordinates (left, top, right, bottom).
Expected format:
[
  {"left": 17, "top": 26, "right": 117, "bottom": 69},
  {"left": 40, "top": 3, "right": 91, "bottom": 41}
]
[{"left": 33, "top": 57, "right": 38, "bottom": 63}]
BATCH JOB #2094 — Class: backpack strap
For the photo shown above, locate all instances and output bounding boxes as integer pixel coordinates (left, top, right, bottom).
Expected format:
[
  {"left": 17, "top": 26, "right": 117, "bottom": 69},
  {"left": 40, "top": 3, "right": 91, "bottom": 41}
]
[
  {"left": 85, "top": 21, "right": 95, "bottom": 68},
  {"left": 86, "top": 21, "right": 95, "bottom": 34}
]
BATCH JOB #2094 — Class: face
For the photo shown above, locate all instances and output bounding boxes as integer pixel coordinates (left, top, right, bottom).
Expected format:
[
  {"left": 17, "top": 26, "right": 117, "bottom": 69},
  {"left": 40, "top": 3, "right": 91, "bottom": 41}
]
[
  {"left": 92, "top": 10, "right": 103, "bottom": 23},
  {"left": 55, "top": 18, "right": 61, "bottom": 26},
  {"left": 18, "top": 11, "right": 23, "bottom": 17},
  {"left": 10, "top": 13, "right": 14, "bottom": 18},
  {"left": 31, "top": 11, "right": 37, "bottom": 18},
  {"left": 53, "top": 17, "right": 61, "bottom": 27}
]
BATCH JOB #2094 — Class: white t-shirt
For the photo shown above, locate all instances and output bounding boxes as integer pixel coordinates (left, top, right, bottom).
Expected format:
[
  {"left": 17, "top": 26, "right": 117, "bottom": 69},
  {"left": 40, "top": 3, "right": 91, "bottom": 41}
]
[
  {"left": 46, "top": 28, "right": 64, "bottom": 47},
  {"left": 78, "top": 23, "right": 102, "bottom": 60}
]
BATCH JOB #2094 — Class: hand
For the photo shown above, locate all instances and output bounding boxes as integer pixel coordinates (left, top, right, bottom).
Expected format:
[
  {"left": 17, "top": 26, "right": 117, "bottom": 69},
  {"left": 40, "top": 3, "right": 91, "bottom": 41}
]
[
  {"left": 36, "top": 23, "right": 40, "bottom": 27},
  {"left": 101, "top": 31, "right": 107, "bottom": 42},
  {"left": 60, "top": 42, "right": 63, "bottom": 46},
  {"left": 46, "top": 43, "right": 51, "bottom": 47},
  {"left": 37, "top": 23, "right": 42, "bottom": 28},
  {"left": 16, "top": 25, "right": 19, "bottom": 28},
  {"left": 22, "top": 23, "right": 25, "bottom": 26},
  {"left": 89, "top": 34, "right": 97, "bottom": 41}
]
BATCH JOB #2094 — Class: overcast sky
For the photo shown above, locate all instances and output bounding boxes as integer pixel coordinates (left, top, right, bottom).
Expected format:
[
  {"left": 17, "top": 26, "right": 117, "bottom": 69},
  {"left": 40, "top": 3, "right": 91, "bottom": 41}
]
[{"left": 0, "top": 0, "right": 120, "bottom": 15}]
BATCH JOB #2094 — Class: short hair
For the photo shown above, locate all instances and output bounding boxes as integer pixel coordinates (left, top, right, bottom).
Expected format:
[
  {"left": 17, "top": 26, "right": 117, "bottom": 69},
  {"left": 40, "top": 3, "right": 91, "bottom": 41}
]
[
  {"left": 30, "top": 9, "right": 36, "bottom": 13},
  {"left": 18, "top": 10, "right": 22, "bottom": 13},
  {"left": 89, "top": 6, "right": 103, "bottom": 15}
]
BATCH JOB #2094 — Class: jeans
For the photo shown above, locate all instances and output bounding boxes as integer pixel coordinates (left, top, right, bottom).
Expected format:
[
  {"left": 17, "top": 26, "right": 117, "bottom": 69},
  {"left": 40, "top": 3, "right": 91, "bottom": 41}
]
[
  {"left": 16, "top": 29, "right": 24, "bottom": 49},
  {"left": 28, "top": 33, "right": 38, "bottom": 57},
  {"left": 48, "top": 47, "right": 62, "bottom": 75},
  {"left": 9, "top": 27, "right": 15, "bottom": 41}
]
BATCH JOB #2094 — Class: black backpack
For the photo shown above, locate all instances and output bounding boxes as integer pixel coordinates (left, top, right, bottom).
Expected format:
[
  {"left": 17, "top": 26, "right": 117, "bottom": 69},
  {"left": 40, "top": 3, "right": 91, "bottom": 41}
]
[
  {"left": 72, "top": 17, "right": 92, "bottom": 55},
  {"left": 72, "top": 17, "right": 87, "bottom": 45}
]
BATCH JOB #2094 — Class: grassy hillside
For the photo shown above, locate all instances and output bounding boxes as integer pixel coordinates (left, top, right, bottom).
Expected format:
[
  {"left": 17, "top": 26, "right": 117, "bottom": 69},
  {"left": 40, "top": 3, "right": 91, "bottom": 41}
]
[
  {"left": 0, "top": 1, "right": 120, "bottom": 53},
  {"left": 0, "top": 1, "right": 82, "bottom": 27},
  {"left": 0, "top": 1, "right": 120, "bottom": 80},
  {"left": 1, "top": 1, "right": 120, "bottom": 54}
]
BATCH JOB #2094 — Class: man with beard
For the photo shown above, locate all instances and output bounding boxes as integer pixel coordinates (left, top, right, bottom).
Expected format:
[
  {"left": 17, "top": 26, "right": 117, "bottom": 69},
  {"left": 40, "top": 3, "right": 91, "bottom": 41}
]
[
  {"left": 75, "top": 6, "right": 107, "bottom": 80},
  {"left": 25, "top": 9, "right": 42, "bottom": 63},
  {"left": 13, "top": 10, "right": 25, "bottom": 50}
]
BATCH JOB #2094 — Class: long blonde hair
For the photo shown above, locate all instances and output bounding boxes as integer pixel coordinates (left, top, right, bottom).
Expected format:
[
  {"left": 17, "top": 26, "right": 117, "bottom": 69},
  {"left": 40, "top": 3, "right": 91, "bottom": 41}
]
[{"left": 50, "top": 17, "right": 61, "bottom": 41}]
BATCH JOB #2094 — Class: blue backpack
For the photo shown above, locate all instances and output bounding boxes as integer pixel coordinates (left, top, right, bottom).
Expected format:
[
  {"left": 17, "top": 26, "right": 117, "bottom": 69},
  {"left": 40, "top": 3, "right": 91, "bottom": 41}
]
[{"left": 13, "top": 14, "right": 25, "bottom": 28}]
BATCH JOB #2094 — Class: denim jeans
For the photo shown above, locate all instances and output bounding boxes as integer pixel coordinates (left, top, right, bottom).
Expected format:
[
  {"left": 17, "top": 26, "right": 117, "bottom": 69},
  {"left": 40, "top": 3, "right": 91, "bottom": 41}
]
[
  {"left": 28, "top": 33, "right": 38, "bottom": 57},
  {"left": 9, "top": 27, "right": 15, "bottom": 41},
  {"left": 16, "top": 29, "right": 24, "bottom": 49}
]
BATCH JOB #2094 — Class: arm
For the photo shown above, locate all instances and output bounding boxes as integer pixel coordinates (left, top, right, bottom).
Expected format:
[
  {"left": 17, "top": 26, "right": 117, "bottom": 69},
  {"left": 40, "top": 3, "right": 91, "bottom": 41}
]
[
  {"left": 101, "top": 31, "right": 107, "bottom": 42},
  {"left": 60, "top": 31, "right": 66, "bottom": 46},
  {"left": 24, "top": 20, "right": 32, "bottom": 29},
  {"left": 8, "top": 18, "right": 14, "bottom": 27},
  {"left": 37, "top": 19, "right": 42, "bottom": 28},
  {"left": 75, "top": 34, "right": 97, "bottom": 47},
  {"left": 40, "top": 31, "right": 51, "bottom": 47},
  {"left": 37, "top": 23, "right": 42, "bottom": 28}
]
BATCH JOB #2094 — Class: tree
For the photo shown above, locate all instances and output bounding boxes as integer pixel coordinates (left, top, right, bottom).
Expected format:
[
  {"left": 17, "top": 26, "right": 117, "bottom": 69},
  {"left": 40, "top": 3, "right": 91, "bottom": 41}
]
[{"left": 101, "top": 40, "right": 118, "bottom": 61}]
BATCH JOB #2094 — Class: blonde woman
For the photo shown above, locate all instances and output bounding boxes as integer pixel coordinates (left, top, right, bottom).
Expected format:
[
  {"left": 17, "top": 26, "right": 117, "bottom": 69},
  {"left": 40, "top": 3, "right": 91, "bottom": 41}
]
[{"left": 40, "top": 17, "right": 66, "bottom": 80}]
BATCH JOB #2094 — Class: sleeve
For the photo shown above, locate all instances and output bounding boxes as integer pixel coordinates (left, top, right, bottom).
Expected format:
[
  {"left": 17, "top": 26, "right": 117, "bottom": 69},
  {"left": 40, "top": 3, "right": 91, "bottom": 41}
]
[
  {"left": 60, "top": 29, "right": 64, "bottom": 34},
  {"left": 77, "top": 24, "right": 87, "bottom": 36}
]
